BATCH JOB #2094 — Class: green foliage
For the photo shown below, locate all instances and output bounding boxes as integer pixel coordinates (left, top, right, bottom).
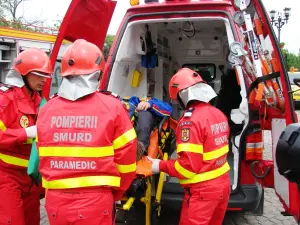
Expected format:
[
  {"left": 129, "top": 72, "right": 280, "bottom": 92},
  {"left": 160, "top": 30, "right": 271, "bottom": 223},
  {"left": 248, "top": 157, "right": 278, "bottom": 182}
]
[
  {"left": 103, "top": 34, "right": 115, "bottom": 60},
  {"left": 281, "top": 46, "right": 300, "bottom": 71},
  {"left": 105, "top": 34, "right": 115, "bottom": 48},
  {"left": 52, "top": 19, "right": 62, "bottom": 31},
  {"left": 0, "top": 19, "right": 35, "bottom": 31}
]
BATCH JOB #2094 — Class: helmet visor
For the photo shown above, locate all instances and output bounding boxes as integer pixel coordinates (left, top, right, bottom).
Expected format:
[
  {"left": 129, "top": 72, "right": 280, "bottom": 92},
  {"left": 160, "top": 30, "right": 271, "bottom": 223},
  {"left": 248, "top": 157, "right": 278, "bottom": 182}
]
[{"left": 30, "top": 71, "right": 52, "bottom": 78}]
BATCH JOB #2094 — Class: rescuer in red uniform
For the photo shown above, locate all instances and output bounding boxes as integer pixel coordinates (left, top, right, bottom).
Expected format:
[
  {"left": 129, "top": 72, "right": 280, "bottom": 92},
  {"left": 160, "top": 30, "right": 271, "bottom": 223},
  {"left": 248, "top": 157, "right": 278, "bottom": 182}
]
[
  {"left": 36, "top": 39, "right": 137, "bottom": 225},
  {"left": 148, "top": 68, "right": 231, "bottom": 225},
  {"left": 0, "top": 48, "right": 53, "bottom": 225}
]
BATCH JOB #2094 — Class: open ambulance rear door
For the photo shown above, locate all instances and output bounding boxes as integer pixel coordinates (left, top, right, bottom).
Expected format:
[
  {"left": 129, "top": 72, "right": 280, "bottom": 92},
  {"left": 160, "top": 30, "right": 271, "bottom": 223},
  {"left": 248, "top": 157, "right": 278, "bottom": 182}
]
[
  {"left": 229, "top": 0, "right": 299, "bottom": 223},
  {"left": 42, "top": 0, "right": 117, "bottom": 99}
]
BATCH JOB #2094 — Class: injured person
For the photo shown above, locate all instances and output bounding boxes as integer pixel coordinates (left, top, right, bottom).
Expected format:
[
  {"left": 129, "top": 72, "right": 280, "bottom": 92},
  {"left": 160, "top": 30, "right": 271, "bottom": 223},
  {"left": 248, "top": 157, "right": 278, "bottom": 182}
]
[{"left": 121, "top": 95, "right": 172, "bottom": 160}]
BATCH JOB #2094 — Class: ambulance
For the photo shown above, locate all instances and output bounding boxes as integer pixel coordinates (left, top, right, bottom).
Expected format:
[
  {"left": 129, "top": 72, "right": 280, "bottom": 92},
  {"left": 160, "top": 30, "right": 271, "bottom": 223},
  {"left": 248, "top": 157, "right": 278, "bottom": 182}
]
[
  {"left": 41, "top": 0, "right": 300, "bottom": 224},
  {"left": 0, "top": 26, "right": 70, "bottom": 96}
]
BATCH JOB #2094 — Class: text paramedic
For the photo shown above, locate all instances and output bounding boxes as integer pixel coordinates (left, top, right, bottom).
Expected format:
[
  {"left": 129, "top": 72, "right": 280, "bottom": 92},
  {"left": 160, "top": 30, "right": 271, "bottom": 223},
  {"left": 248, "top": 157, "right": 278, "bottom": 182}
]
[
  {"left": 51, "top": 116, "right": 98, "bottom": 142},
  {"left": 50, "top": 160, "right": 97, "bottom": 170}
]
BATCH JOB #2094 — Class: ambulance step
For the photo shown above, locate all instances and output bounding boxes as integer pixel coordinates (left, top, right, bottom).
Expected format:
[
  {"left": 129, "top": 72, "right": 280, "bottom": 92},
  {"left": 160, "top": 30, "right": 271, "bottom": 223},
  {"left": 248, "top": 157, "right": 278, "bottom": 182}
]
[{"left": 228, "top": 183, "right": 263, "bottom": 211}]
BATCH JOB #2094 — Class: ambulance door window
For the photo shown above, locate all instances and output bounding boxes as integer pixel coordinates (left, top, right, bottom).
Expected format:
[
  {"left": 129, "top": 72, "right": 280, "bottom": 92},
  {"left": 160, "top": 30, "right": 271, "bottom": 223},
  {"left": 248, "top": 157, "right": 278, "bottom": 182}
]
[
  {"left": 50, "top": 59, "right": 62, "bottom": 97},
  {"left": 182, "top": 63, "right": 216, "bottom": 82}
]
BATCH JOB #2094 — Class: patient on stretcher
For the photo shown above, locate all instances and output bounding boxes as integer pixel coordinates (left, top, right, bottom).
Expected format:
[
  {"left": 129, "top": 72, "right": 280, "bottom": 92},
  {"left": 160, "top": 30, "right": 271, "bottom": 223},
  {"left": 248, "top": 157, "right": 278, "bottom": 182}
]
[
  {"left": 121, "top": 96, "right": 175, "bottom": 176},
  {"left": 121, "top": 96, "right": 172, "bottom": 157}
]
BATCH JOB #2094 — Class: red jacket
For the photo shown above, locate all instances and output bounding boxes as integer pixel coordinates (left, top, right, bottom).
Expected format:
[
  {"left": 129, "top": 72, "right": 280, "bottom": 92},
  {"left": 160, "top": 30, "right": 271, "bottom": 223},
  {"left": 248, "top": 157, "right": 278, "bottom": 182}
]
[
  {"left": 0, "top": 85, "right": 41, "bottom": 169},
  {"left": 36, "top": 91, "right": 137, "bottom": 200},
  {"left": 159, "top": 101, "right": 230, "bottom": 187}
]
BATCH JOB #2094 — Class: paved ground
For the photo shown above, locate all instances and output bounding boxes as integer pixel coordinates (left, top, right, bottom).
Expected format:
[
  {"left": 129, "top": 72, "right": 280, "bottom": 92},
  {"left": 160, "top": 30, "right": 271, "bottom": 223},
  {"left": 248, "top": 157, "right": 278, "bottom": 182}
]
[{"left": 40, "top": 112, "right": 300, "bottom": 225}]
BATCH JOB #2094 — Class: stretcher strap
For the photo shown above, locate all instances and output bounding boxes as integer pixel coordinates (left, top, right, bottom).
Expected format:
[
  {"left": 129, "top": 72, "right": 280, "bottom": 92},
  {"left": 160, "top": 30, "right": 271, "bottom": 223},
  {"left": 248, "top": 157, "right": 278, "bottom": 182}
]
[{"left": 247, "top": 72, "right": 280, "bottom": 98}]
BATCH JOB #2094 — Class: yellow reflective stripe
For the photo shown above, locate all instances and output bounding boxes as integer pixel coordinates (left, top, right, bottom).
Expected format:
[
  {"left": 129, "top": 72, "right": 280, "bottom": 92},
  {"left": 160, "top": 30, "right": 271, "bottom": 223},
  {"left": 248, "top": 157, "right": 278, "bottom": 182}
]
[
  {"left": 177, "top": 143, "right": 203, "bottom": 154},
  {"left": 116, "top": 162, "right": 136, "bottom": 173},
  {"left": 179, "top": 162, "right": 230, "bottom": 185},
  {"left": 0, "top": 153, "right": 28, "bottom": 167},
  {"left": 175, "top": 161, "right": 196, "bottom": 178},
  {"left": 177, "top": 144, "right": 229, "bottom": 161},
  {"left": 203, "top": 145, "right": 229, "bottom": 161},
  {"left": 42, "top": 176, "right": 120, "bottom": 189},
  {"left": 39, "top": 146, "right": 114, "bottom": 158},
  {"left": 0, "top": 120, "right": 7, "bottom": 132},
  {"left": 113, "top": 128, "right": 136, "bottom": 150}
]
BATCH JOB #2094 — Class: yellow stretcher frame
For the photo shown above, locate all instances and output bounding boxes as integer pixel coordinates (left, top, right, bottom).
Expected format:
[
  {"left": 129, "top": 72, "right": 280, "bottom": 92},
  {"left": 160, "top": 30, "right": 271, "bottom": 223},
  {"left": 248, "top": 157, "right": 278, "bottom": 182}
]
[
  {"left": 119, "top": 152, "right": 168, "bottom": 225},
  {"left": 117, "top": 115, "right": 177, "bottom": 225}
]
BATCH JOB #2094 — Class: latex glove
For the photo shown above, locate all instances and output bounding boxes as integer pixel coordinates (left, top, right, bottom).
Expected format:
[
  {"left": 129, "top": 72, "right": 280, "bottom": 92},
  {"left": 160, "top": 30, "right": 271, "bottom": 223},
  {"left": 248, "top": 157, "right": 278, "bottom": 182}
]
[
  {"left": 147, "top": 156, "right": 161, "bottom": 174},
  {"left": 25, "top": 126, "right": 37, "bottom": 138},
  {"left": 136, "top": 101, "right": 151, "bottom": 111}
]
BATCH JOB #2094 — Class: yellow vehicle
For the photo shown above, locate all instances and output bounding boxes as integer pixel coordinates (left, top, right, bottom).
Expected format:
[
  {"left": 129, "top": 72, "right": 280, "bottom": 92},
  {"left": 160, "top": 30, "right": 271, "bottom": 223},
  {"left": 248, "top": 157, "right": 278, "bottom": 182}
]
[{"left": 288, "top": 72, "right": 300, "bottom": 107}]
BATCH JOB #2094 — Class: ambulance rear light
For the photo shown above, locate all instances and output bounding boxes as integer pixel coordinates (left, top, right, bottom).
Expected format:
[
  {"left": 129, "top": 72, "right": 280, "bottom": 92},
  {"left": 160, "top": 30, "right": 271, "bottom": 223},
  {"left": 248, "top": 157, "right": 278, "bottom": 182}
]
[
  {"left": 227, "top": 208, "right": 243, "bottom": 211},
  {"left": 245, "top": 132, "right": 263, "bottom": 161}
]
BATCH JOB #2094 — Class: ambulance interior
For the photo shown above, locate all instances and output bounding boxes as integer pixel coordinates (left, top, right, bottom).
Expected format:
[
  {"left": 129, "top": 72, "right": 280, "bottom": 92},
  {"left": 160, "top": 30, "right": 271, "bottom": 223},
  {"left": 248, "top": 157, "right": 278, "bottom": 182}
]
[{"left": 107, "top": 18, "right": 245, "bottom": 191}]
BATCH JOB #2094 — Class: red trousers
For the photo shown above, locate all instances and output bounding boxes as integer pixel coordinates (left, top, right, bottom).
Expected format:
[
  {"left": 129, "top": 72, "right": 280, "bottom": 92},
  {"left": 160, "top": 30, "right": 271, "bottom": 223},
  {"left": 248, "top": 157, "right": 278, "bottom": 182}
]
[
  {"left": 0, "top": 166, "right": 40, "bottom": 225},
  {"left": 179, "top": 173, "right": 231, "bottom": 225},
  {"left": 45, "top": 188, "right": 114, "bottom": 225}
]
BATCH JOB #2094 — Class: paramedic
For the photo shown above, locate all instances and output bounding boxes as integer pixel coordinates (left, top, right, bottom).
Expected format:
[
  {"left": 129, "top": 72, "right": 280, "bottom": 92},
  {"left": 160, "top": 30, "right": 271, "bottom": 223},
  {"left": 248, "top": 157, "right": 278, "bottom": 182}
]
[
  {"left": 0, "top": 48, "right": 53, "bottom": 225},
  {"left": 121, "top": 96, "right": 172, "bottom": 159},
  {"left": 36, "top": 39, "right": 137, "bottom": 225},
  {"left": 148, "top": 68, "right": 231, "bottom": 225}
]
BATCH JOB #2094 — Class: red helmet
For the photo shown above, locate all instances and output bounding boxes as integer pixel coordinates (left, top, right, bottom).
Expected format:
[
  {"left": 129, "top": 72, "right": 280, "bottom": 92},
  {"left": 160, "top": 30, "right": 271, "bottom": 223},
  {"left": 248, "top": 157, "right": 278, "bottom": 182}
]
[
  {"left": 13, "top": 48, "right": 52, "bottom": 77},
  {"left": 61, "top": 39, "right": 105, "bottom": 77},
  {"left": 169, "top": 67, "right": 206, "bottom": 100}
]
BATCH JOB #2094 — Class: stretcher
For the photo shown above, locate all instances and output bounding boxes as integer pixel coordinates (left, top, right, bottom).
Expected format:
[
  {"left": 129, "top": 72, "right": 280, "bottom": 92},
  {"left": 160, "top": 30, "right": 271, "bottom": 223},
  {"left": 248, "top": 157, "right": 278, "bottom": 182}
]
[{"left": 116, "top": 116, "right": 178, "bottom": 225}]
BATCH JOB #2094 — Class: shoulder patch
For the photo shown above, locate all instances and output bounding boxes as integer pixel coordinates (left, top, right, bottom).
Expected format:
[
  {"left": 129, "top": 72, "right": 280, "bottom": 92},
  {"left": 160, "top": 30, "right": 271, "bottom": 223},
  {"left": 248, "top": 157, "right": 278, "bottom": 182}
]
[
  {"left": 181, "top": 128, "right": 190, "bottom": 142},
  {"left": 184, "top": 107, "right": 195, "bottom": 117},
  {"left": 179, "top": 121, "right": 193, "bottom": 127},
  {"left": 19, "top": 115, "right": 29, "bottom": 128}
]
